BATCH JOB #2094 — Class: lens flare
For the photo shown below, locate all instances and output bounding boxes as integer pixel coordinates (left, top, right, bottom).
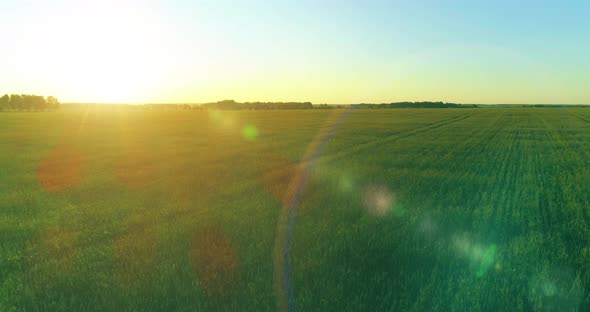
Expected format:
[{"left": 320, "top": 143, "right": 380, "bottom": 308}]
[
  {"left": 476, "top": 244, "right": 497, "bottom": 278},
  {"left": 528, "top": 268, "right": 582, "bottom": 311},
  {"left": 274, "top": 108, "right": 354, "bottom": 312},
  {"left": 191, "top": 227, "right": 240, "bottom": 297},
  {"left": 37, "top": 146, "right": 84, "bottom": 192},
  {"left": 258, "top": 154, "right": 307, "bottom": 206},
  {"left": 362, "top": 184, "right": 395, "bottom": 216},
  {"left": 242, "top": 125, "right": 258, "bottom": 141},
  {"left": 452, "top": 233, "right": 497, "bottom": 278},
  {"left": 208, "top": 110, "right": 235, "bottom": 128}
]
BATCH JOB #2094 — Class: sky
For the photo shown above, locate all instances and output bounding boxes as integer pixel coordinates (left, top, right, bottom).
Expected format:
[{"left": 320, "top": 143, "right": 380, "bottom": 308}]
[{"left": 1, "top": 0, "right": 589, "bottom": 104}]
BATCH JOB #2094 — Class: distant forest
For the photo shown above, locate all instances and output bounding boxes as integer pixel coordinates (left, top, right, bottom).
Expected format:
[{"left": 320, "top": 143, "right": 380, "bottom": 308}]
[
  {"left": 0, "top": 94, "right": 60, "bottom": 111},
  {"left": 201, "top": 100, "right": 476, "bottom": 109},
  {"left": 201, "top": 99, "right": 314, "bottom": 110},
  {"left": 352, "top": 101, "right": 478, "bottom": 108},
  {"left": 8, "top": 98, "right": 587, "bottom": 111},
  {"left": 142, "top": 100, "right": 476, "bottom": 110}
]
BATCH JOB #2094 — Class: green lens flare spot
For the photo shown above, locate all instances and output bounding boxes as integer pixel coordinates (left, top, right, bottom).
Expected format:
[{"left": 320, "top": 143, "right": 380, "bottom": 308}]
[
  {"left": 242, "top": 125, "right": 258, "bottom": 141},
  {"left": 476, "top": 244, "right": 497, "bottom": 278}
]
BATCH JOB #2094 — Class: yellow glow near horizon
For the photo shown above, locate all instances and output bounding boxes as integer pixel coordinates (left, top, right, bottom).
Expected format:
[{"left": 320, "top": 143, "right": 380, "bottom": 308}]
[{"left": 2, "top": 0, "right": 589, "bottom": 104}]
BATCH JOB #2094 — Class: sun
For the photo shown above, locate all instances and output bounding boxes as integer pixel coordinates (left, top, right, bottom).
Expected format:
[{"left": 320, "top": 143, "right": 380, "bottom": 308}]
[
  {"left": 40, "top": 0, "right": 168, "bottom": 103},
  {"left": 62, "top": 51, "right": 161, "bottom": 104}
]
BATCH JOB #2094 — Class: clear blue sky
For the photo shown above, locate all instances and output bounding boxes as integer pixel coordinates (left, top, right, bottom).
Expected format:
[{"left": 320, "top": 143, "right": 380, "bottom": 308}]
[{"left": 1, "top": 0, "right": 589, "bottom": 103}]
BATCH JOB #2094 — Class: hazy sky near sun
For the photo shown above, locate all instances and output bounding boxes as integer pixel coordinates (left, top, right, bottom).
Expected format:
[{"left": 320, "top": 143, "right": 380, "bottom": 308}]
[{"left": 1, "top": 0, "right": 589, "bottom": 104}]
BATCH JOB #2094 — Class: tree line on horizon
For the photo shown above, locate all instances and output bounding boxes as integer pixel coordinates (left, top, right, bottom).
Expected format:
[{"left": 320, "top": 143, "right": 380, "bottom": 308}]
[
  {"left": 352, "top": 101, "right": 478, "bottom": 108},
  {"left": 23, "top": 99, "right": 484, "bottom": 111},
  {"left": 60, "top": 100, "right": 317, "bottom": 110},
  {"left": 0, "top": 94, "right": 60, "bottom": 111},
  {"left": 202, "top": 100, "right": 478, "bottom": 110},
  {"left": 201, "top": 99, "right": 314, "bottom": 110},
  {"left": 172, "top": 100, "right": 477, "bottom": 110},
  {"left": 6, "top": 97, "right": 589, "bottom": 111}
]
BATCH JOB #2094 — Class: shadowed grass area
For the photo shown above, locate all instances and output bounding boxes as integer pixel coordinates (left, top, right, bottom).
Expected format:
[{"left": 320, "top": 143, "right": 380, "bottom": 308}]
[{"left": 1, "top": 108, "right": 590, "bottom": 311}]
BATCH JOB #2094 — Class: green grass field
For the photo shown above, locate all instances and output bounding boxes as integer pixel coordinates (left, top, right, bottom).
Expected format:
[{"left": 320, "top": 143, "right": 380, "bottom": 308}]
[{"left": 1, "top": 108, "right": 590, "bottom": 311}]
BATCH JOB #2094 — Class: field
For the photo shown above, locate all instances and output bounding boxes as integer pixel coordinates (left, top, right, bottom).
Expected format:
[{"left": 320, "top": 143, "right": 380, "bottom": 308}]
[{"left": 1, "top": 107, "right": 590, "bottom": 311}]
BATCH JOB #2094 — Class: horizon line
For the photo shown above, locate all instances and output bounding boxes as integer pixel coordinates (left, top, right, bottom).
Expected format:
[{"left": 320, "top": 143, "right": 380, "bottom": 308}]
[{"left": 61, "top": 102, "right": 590, "bottom": 106}]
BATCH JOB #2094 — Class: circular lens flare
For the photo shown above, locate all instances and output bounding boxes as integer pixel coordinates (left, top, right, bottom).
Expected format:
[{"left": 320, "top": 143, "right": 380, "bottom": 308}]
[
  {"left": 362, "top": 184, "right": 395, "bottom": 216},
  {"left": 242, "top": 125, "right": 258, "bottom": 141},
  {"left": 191, "top": 227, "right": 240, "bottom": 297},
  {"left": 37, "top": 146, "right": 84, "bottom": 192}
]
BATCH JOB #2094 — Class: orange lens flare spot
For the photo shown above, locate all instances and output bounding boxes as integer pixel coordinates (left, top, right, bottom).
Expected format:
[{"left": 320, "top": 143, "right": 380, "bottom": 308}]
[
  {"left": 37, "top": 146, "right": 84, "bottom": 192},
  {"left": 258, "top": 154, "right": 315, "bottom": 207},
  {"left": 191, "top": 227, "right": 239, "bottom": 297}
]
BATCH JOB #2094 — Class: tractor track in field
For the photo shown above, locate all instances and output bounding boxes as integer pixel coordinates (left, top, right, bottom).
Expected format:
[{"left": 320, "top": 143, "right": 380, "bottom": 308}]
[
  {"left": 426, "top": 111, "right": 505, "bottom": 217},
  {"left": 540, "top": 115, "right": 570, "bottom": 234},
  {"left": 448, "top": 112, "right": 505, "bottom": 168},
  {"left": 308, "top": 113, "right": 473, "bottom": 165},
  {"left": 537, "top": 115, "right": 565, "bottom": 234},
  {"left": 484, "top": 113, "right": 515, "bottom": 229},
  {"left": 497, "top": 113, "right": 555, "bottom": 237},
  {"left": 532, "top": 150, "right": 551, "bottom": 234},
  {"left": 571, "top": 113, "right": 590, "bottom": 124},
  {"left": 567, "top": 113, "right": 590, "bottom": 163},
  {"left": 551, "top": 113, "right": 590, "bottom": 228},
  {"left": 499, "top": 117, "right": 524, "bottom": 233},
  {"left": 480, "top": 111, "right": 537, "bottom": 236},
  {"left": 463, "top": 115, "right": 506, "bottom": 212},
  {"left": 500, "top": 115, "right": 521, "bottom": 221},
  {"left": 433, "top": 112, "right": 497, "bottom": 164},
  {"left": 459, "top": 113, "right": 507, "bottom": 180}
]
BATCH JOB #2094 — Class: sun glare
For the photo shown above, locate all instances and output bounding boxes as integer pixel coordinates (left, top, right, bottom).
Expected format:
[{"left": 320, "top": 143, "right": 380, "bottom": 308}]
[
  {"left": 28, "top": 0, "right": 170, "bottom": 103},
  {"left": 61, "top": 51, "right": 161, "bottom": 104}
]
